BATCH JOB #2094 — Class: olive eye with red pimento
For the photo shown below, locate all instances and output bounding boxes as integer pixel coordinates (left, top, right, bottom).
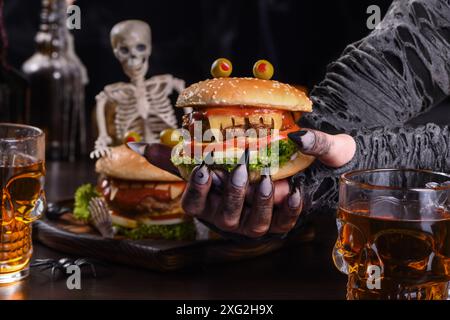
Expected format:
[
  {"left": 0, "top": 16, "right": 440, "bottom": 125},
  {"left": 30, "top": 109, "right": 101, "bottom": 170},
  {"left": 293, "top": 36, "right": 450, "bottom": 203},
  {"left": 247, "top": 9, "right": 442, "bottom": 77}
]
[
  {"left": 123, "top": 131, "right": 142, "bottom": 143},
  {"left": 160, "top": 128, "right": 182, "bottom": 148},
  {"left": 253, "top": 60, "right": 274, "bottom": 80},
  {"left": 210, "top": 58, "right": 233, "bottom": 78}
]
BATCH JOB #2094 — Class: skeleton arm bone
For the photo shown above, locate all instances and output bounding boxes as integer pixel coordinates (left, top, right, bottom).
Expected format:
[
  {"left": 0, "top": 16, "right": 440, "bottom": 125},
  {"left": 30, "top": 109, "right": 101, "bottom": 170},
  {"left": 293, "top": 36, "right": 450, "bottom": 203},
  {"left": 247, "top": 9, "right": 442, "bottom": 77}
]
[
  {"left": 172, "top": 77, "right": 185, "bottom": 94},
  {"left": 172, "top": 77, "right": 192, "bottom": 115},
  {"left": 90, "top": 91, "right": 113, "bottom": 159}
]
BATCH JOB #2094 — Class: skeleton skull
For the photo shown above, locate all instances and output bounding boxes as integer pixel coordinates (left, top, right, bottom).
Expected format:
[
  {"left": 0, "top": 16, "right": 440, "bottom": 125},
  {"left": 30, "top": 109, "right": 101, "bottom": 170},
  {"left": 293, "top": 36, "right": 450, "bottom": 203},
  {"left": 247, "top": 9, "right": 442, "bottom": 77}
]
[{"left": 110, "top": 20, "right": 152, "bottom": 79}]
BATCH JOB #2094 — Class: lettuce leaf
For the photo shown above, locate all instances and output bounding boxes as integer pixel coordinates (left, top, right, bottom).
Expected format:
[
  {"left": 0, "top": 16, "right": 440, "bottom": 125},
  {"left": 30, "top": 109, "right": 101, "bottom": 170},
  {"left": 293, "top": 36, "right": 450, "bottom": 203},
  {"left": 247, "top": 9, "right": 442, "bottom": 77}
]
[
  {"left": 114, "top": 221, "right": 196, "bottom": 240},
  {"left": 172, "top": 139, "right": 298, "bottom": 174},
  {"left": 73, "top": 183, "right": 100, "bottom": 221}
]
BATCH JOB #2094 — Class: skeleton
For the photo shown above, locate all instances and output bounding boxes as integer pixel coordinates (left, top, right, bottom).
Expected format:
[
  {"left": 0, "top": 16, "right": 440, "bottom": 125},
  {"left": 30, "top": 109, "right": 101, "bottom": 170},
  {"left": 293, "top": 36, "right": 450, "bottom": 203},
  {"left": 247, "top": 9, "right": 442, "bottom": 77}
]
[{"left": 90, "top": 20, "right": 189, "bottom": 159}]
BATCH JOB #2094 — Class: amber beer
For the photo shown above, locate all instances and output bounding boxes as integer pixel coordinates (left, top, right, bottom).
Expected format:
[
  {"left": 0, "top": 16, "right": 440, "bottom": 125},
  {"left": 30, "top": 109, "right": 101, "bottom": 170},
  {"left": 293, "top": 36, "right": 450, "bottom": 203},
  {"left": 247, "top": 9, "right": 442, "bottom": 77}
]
[
  {"left": 333, "top": 169, "right": 450, "bottom": 300},
  {"left": 0, "top": 156, "right": 45, "bottom": 271},
  {"left": 335, "top": 202, "right": 450, "bottom": 300},
  {"left": 0, "top": 124, "right": 45, "bottom": 283}
]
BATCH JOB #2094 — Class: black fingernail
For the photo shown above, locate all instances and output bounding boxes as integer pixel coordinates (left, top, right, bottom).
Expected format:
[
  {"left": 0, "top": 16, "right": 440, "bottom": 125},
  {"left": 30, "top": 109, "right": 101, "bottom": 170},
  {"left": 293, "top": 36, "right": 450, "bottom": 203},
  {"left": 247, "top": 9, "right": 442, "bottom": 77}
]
[
  {"left": 237, "top": 148, "right": 250, "bottom": 166},
  {"left": 127, "top": 142, "right": 148, "bottom": 156},
  {"left": 288, "top": 187, "right": 301, "bottom": 209},
  {"left": 204, "top": 151, "right": 215, "bottom": 166},
  {"left": 288, "top": 130, "right": 315, "bottom": 152},
  {"left": 193, "top": 164, "right": 210, "bottom": 185},
  {"left": 259, "top": 175, "right": 273, "bottom": 198},
  {"left": 231, "top": 164, "right": 248, "bottom": 187},
  {"left": 211, "top": 171, "right": 224, "bottom": 188}
]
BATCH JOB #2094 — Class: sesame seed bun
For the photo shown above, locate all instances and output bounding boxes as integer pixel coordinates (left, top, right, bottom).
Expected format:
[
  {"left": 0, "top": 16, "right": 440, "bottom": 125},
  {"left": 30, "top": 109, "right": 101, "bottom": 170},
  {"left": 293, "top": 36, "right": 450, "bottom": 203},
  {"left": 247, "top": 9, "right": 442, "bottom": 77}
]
[
  {"left": 96, "top": 145, "right": 182, "bottom": 182},
  {"left": 176, "top": 77, "right": 312, "bottom": 112}
]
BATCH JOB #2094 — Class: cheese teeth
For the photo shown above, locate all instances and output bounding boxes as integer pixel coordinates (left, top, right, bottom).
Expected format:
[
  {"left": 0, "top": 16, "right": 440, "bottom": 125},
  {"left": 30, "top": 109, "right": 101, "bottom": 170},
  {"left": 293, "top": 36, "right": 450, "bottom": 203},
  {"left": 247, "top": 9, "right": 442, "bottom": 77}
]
[
  {"left": 208, "top": 113, "right": 283, "bottom": 138},
  {"left": 110, "top": 184, "right": 119, "bottom": 201},
  {"left": 248, "top": 114, "right": 282, "bottom": 130},
  {"left": 266, "top": 115, "right": 282, "bottom": 129},
  {"left": 249, "top": 115, "right": 263, "bottom": 126},
  {"left": 232, "top": 116, "right": 245, "bottom": 126}
]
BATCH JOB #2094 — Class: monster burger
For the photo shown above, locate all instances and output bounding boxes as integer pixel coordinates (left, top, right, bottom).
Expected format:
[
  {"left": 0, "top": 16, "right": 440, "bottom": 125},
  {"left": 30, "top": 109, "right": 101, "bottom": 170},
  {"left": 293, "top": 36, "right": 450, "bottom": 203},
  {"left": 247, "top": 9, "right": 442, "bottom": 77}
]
[
  {"left": 95, "top": 145, "right": 195, "bottom": 240},
  {"left": 172, "top": 60, "right": 315, "bottom": 182}
]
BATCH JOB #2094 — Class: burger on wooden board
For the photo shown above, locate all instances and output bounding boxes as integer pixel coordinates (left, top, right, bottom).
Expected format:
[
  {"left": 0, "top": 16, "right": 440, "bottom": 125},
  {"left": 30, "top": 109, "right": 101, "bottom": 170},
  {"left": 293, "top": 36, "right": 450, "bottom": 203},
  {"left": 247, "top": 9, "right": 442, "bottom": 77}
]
[
  {"left": 95, "top": 145, "right": 195, "bottom": 240},
  {"left": 171, "top": 59, "right": 315, "bottom": 182}
]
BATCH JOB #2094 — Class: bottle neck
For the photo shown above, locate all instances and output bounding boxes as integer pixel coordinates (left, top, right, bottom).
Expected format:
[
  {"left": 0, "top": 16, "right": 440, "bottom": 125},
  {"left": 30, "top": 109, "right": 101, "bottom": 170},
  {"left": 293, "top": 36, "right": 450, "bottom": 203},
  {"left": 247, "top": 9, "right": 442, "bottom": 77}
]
[
  {"left": 35, "top": 0, "right": 69, "bottom": 55},
  {"left": 0, "top": 0, "right": 8, "bottom": 68}
]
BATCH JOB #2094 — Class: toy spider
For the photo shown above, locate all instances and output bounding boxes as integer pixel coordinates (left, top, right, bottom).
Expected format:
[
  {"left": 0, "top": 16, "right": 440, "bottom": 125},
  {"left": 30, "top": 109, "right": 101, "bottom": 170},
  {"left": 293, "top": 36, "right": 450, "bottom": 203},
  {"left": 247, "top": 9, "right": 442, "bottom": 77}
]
[{"left": 31, "top": 257, "right": 97, "bottom": 279}]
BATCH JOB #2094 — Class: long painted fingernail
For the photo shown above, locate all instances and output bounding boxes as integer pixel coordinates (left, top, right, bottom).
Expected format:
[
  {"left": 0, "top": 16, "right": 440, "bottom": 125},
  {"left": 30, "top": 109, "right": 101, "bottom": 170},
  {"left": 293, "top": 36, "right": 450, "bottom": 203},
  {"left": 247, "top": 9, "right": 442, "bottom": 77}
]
[
  {"left": 231, "top": 164, "right": 248, "bottom": 187},
  {"left": 288, "top": 130, "right": 315, "bottom": 152},
  {"left": 288, "top": 187, "right": 301, "bottom": 209},
  {"left": 259, "top": 175, "right": 273, "bottom": 198},
  {"left": 127, "top": 142, "right": 148, "bottom": 156},
  {"left": 237, "top": 148, "right": 250, "bottom": 166},
  {"left": 193, "top": 164, "right": 210, "bottom": 185},
  {"left": 211, "top": 171, "right": 224, "bottom": 188},
  {"left": 204, "top": 151, "right": 215, "bottom": 166}
]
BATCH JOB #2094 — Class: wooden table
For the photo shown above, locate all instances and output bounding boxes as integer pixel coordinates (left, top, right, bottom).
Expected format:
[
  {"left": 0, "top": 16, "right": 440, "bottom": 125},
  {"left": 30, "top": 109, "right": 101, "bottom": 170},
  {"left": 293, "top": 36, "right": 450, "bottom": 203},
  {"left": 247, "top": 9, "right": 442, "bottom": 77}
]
[{"left": 0, "top": 161, "right": 347, "bottom": 300}]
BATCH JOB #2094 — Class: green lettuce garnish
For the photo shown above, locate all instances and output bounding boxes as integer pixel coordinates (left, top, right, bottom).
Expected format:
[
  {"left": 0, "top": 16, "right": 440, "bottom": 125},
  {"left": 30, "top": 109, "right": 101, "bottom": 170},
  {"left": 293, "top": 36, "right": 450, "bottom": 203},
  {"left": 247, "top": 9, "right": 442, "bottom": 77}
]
[
  {"left": 115, "top": 221, "right": 196, "bottom": 240},
  {"left": 73, "top": 183, "right": 100, "bottom": 221},
  {"left": 278, "top": 138, "right": 298, "bottom": 165},
  {"left": 172, "top": 139, "right": 298, "bottom": 174}
]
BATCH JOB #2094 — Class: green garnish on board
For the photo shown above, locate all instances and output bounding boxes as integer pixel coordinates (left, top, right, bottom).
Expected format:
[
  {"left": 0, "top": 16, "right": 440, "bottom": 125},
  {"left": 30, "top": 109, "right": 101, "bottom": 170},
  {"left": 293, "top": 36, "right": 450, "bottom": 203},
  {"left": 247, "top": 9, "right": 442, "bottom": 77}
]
[
  {"left": 73, "top": 183, "right": 100, "bottom": 221},
  {"left": 114, "top": 222, "right": 196, "bottom": 241}
]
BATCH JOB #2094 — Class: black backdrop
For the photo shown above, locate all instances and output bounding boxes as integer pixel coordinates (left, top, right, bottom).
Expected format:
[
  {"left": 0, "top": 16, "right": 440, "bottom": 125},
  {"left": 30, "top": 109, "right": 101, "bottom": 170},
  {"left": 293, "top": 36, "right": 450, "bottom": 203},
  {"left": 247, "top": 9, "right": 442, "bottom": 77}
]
[{"left": 3, "top": 0, "right": 448, "bottom": 126}]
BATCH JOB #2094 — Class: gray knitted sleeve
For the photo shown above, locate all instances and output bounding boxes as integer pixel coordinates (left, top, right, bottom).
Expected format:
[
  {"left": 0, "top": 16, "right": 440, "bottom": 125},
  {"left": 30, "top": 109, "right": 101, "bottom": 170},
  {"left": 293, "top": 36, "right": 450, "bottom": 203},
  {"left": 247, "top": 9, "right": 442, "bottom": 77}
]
[
  {"left": 294, "top": 0, "right": 450, "bottom": 218},
  {"left": 303, "top": 0, "right": 450, "bottom": 133},
  {"left": 295, "top": 124, "right": 450, "bottom": 217}
]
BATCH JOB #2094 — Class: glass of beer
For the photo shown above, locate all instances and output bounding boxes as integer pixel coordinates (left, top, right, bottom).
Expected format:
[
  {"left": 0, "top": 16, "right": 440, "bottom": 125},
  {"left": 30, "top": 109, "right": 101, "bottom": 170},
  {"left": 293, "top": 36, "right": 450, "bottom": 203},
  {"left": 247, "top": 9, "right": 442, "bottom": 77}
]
[
  {"left": 0, "top": 123, "right": 46, "bottom": 283},
  {"left": 333, "top": 169, "right": 450, "bottom": 300}
]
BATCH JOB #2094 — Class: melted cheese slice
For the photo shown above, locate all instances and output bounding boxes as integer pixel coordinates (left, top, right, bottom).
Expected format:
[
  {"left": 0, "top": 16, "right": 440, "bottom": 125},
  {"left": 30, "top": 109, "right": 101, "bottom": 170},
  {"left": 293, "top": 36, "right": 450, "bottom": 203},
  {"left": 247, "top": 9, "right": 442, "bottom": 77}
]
[{"left": 208, "top": 114, "right": 283, "bottom": 141}]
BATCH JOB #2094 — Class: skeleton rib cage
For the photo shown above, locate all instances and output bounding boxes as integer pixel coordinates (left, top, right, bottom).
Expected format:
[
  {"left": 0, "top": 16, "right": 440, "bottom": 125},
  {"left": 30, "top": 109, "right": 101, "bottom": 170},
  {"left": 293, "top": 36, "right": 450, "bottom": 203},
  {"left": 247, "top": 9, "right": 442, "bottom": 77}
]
[{"left": 104, "top": 74, "right": 178, "bottom": 144}]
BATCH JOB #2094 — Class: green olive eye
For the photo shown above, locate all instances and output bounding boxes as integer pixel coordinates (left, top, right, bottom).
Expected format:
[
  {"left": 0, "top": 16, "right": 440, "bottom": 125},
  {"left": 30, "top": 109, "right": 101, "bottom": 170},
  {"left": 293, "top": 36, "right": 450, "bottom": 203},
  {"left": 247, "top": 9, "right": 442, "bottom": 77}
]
[
  {"left": 253, "top": 60, "right": 274, "bottom": 80},
  {"left": 160, "top": 128, "right": 182, "bottom": 147},
  {"left": 124, "top": 131, "right": 142, "bottom": 144},
  {"left": 211, "top": 58, "right": 233, "bottom": 78}
]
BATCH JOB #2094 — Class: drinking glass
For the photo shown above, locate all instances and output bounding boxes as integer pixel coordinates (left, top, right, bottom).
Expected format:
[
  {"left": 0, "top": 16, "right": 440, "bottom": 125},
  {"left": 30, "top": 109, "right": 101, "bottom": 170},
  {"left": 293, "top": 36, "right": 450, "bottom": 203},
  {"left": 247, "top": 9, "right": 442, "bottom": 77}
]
[
  {"left": 333, "top": 169, "right": 450, "bottom": 300},
  {"left": 0, "top": 123, "right": 46, "bottom": 283}
]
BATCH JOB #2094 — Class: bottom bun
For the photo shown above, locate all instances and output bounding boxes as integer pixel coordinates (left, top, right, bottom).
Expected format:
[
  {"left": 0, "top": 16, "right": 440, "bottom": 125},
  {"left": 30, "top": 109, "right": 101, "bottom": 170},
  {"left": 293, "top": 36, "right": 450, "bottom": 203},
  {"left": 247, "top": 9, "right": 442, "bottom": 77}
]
[
  {"left": 268, "top": 152, "right": 315, "bottom": 181},
  {"left": 177, "top": 152, "right": 315, "bottom": 183},
  {"left": 111, "top": 211, "right": 196, "bottom": 240}
]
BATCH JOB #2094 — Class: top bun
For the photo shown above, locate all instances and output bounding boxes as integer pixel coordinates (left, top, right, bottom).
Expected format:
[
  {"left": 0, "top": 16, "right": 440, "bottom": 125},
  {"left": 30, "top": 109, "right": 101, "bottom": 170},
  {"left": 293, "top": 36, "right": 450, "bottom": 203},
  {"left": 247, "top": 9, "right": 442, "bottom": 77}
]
[
  {"left": 176, "top": 77, "right": 312, "bottom": 112},
  {"left": 96, "top": 145, "right": 182, "bottom": 182}
]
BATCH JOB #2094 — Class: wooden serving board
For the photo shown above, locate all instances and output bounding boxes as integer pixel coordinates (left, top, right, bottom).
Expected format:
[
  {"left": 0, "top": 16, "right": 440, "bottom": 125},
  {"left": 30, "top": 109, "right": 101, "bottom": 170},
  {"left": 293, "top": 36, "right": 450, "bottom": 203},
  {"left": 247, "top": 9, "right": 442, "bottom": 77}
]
[{"left": 33, "top": 200, "right": 315, "bottom": 271}]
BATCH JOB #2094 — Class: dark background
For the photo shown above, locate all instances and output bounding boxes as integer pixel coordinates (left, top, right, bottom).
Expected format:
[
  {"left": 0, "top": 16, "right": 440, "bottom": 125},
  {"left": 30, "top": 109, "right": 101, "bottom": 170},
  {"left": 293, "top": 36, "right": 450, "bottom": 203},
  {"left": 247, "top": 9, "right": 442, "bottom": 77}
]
[{"left": 3, "top": 0, "right": 448, "bottom": 125}]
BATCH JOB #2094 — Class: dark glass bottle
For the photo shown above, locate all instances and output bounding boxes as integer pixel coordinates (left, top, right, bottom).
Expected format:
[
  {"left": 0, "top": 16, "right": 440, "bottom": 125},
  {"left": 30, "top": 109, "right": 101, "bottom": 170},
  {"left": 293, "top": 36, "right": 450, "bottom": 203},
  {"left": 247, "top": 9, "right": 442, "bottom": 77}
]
[
  {"left": 0, "top": 0, "right": 29, "bottom": 123},
  {"left": 22, "top": 0, "right": 86, "bottom": 161}
]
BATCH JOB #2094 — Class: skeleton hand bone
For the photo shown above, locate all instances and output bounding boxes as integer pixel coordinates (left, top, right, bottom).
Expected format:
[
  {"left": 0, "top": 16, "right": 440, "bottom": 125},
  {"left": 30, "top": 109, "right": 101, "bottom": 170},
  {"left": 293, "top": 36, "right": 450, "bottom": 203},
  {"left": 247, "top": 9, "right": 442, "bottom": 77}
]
[{"left": 90, "top": 135, "right": 113, "bottom": 159}]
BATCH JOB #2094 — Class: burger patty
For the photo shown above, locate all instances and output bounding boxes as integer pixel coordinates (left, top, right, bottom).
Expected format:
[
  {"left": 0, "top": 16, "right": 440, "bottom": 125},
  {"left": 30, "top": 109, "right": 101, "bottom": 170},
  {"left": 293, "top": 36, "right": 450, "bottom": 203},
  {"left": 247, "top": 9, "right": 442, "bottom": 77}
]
[
  {"left": 110, "top": 191, "right": 183, "bottom": 217},
  {"left": 182, "top": 112, "right": 273, "bottom": 138},
  {"left": 98, "top": 177, "right": 185, "bottom": 216},
  {"left": 137, "top": 195, "right": 182, "bottom": 213}
]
